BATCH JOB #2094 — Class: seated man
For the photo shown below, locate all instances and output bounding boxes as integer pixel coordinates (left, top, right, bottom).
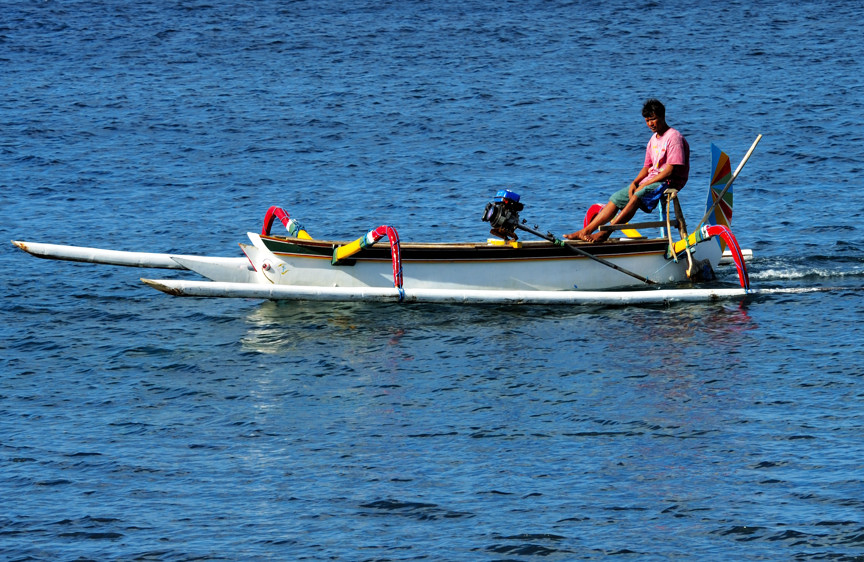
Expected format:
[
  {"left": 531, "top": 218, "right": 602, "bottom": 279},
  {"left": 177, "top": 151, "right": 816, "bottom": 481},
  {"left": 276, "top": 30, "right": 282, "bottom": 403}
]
[{"left": 565, "top": 99, "right": 690, "bottom": 243}]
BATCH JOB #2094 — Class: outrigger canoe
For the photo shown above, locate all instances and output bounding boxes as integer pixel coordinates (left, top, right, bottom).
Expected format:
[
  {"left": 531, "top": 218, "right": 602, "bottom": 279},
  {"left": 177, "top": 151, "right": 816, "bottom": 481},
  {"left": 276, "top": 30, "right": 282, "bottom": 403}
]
[{"left": 12, "top": 140, "right": 759, "bottom": 305}]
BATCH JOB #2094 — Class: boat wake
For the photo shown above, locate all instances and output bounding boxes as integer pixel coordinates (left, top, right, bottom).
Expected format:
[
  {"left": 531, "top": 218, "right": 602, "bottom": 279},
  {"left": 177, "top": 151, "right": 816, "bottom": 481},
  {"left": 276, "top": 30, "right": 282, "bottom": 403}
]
[
  {"left": 749, "top": 267, "right": 864, "bottom": 281},
  {"left": 756, "top": 285, "right": 864, "bottom": 295},
  {"left": 745, "top": 254, "right": 864, "bottom": 283}
]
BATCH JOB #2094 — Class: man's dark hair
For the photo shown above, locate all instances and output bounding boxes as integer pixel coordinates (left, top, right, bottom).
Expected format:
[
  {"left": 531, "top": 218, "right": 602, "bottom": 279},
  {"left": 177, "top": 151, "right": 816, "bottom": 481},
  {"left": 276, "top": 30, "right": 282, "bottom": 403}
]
[{"left": 642, "top": 99, "right": 665, "bottom": 119}]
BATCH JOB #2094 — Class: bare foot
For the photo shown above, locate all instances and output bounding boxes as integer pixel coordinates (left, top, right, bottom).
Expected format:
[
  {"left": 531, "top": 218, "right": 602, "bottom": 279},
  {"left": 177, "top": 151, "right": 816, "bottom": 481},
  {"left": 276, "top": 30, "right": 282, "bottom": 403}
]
[
  {"left": 563, "top": 230, "right": 593, "bottom": 242},
  {"left": 588, "top": 231, "right": 611, "bottom": 243}
]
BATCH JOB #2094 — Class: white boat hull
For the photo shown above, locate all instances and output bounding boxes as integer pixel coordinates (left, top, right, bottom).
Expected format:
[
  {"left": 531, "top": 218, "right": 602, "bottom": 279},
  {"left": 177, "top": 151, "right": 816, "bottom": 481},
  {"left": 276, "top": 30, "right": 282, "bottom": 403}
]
[{"left": 245, "top": 232, "right": 725, "bottom": 292}]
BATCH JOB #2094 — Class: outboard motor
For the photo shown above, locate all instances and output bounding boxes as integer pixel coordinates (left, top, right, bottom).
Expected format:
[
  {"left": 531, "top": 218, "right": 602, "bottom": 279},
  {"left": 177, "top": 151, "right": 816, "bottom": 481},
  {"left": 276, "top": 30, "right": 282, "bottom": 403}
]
[{"left": 482, "top": 190, "right": 524, "bottom": 241}]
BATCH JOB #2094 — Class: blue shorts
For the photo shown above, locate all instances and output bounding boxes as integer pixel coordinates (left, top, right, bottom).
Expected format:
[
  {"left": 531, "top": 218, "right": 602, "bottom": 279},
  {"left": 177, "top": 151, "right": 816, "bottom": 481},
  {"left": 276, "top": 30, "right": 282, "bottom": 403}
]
[{"left": 609, "top": 182, "right": 668, "bottom": 213}]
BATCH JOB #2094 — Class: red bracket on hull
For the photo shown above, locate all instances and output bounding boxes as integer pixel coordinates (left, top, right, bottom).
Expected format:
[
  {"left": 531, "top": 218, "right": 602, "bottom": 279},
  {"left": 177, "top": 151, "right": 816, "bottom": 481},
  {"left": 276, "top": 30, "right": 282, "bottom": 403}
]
[
  {"left": 368, "top": 225, "right": 404, "bottom": 292},
  {"left": 705, "top": 224, "right": 750, "bottom": 290},
  {"left": 262, "top": 206, "right": 291, "bottom": 236}
]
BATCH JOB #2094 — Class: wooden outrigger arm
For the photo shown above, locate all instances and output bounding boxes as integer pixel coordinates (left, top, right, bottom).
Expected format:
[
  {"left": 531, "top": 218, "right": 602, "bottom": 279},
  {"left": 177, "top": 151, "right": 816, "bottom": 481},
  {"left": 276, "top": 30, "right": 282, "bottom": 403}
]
[{"left": 331, "top": 226, "right": 405, "bottom": 292}]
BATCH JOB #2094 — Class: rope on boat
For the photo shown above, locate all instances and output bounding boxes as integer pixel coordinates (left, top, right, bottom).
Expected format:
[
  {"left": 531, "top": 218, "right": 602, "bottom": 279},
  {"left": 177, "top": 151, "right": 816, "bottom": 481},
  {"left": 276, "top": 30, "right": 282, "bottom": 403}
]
[{"left": 664, "top": 190, "right": 697, "bottom": 278}]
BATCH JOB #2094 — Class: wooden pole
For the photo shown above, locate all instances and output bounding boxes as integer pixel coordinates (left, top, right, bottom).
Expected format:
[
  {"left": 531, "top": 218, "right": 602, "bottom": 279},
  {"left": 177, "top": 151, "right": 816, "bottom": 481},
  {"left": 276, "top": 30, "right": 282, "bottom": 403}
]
[{"left": 516, "top": 223, "right": 656, "bottom": 285}]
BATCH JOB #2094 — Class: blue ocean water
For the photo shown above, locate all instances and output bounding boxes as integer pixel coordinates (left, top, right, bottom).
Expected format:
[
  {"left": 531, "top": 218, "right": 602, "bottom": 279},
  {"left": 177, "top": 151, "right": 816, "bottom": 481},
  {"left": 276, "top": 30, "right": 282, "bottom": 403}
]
[{"left": 2, "top": 0, "right": 864, "bottom": 559}]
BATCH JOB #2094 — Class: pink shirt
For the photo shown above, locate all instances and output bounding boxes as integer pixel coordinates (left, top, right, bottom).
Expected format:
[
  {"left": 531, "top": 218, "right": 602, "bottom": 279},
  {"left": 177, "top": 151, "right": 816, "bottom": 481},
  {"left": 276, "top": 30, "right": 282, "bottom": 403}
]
[{"left": 643, "top": 127, "right": 690, "bottom": 189}]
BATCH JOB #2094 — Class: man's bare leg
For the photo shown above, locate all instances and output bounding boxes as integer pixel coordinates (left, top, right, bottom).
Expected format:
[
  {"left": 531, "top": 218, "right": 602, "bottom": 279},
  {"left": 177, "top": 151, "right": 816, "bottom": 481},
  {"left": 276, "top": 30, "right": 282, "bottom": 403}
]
[
  {"left": 564, "top": 202, "right": 619, "bottom": 241},
  {"left": 589, "top": 197, "right": 641, "bottom": 242}
]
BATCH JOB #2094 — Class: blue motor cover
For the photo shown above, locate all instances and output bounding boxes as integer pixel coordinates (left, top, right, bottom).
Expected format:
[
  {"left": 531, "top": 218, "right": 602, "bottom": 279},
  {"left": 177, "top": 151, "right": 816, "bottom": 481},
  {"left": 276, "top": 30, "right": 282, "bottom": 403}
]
[{"left": 493, "top": 190, "right": 520, "bottom": 203}]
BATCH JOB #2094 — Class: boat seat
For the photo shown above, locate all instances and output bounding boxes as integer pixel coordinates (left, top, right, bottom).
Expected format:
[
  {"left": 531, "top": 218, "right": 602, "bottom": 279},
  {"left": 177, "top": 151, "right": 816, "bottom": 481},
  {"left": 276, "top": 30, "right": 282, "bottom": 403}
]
[
  {"left": 599, "top": 220, "right": 680, "bottom": 232},
  {"left": 598, "top": 188, "right": 685, "bottom": 234}
]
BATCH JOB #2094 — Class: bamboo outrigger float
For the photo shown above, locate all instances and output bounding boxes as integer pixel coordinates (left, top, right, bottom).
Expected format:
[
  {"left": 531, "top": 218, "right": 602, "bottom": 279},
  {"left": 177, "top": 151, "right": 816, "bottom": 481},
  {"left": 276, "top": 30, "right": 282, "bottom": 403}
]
[{"left": 12, "top": 139, "right": 760, "bottom": 305}]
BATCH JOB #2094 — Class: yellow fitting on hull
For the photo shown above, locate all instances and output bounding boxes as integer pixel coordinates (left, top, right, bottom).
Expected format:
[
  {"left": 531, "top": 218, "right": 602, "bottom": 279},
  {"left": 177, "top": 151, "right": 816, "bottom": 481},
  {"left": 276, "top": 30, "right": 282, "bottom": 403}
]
[
  {"left": 486, "top": 239, "right": 523, "bottom": 248},
  {"left": 671, "top": 231, "right": 702, "bottom": 256},
  {"left": 332, "top": 236, "right": 366, "bottom": 264}
]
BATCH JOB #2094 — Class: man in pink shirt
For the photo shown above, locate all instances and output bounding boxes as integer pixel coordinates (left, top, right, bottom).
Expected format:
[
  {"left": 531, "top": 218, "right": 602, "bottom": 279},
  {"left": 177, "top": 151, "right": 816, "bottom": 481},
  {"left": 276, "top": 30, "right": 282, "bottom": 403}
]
[{"left": 565, "top": 99, "right": 690, "bottom": 243}]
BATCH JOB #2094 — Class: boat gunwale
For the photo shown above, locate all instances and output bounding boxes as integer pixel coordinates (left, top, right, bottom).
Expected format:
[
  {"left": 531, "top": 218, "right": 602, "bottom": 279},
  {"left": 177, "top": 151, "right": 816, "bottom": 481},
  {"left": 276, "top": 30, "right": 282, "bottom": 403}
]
[{"left": 258, "top": 234, "right": 675, "bottom": 261}]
